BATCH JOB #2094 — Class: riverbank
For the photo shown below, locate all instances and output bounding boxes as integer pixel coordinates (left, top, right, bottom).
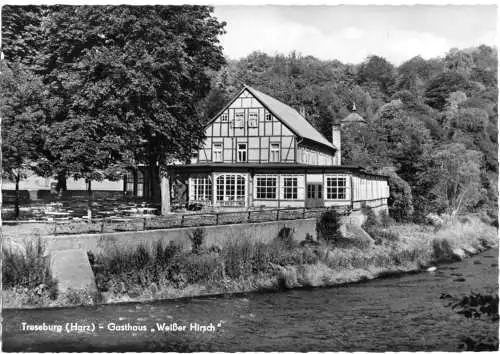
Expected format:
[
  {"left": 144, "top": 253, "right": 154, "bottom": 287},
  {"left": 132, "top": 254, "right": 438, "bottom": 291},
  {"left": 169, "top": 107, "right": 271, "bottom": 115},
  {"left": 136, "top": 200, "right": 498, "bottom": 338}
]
[{"left": 2, "top": 215, "right": 498, "bottom": 309}]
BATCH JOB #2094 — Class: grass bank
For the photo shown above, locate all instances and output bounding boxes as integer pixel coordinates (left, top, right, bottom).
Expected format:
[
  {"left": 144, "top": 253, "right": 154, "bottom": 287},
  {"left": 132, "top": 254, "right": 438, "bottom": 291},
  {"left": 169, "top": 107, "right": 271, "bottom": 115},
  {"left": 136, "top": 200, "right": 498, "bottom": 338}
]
[{"left": 2, "top": 214, "right": 498, "bottom": 308}]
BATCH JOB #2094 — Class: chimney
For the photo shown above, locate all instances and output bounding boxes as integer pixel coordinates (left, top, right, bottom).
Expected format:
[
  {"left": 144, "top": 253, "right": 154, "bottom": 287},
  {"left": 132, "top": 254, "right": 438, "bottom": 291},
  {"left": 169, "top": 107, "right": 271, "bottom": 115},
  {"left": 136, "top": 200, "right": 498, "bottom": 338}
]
[{"left": 332, "top": 124, "right": 341, "bottom": 165}]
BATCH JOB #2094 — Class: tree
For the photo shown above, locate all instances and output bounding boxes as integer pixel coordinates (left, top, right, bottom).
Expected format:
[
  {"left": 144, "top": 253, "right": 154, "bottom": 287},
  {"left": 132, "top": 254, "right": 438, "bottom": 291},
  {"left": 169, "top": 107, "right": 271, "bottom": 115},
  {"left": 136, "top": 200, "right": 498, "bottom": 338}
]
[
  {"left": 444, "top": 48, "right": 474, "bottom": 76},
  {"left": 430, "top": 143, "right": 484, "bottom": 216},
  {"left": 0, "top": 63, "right": 47, "bottom": 218},
  {"left": 424, "top": 72, "right": 470, "bottom": 110},
  {"left": 3, "top": 6, "right": 227, "bottom": 215},
  {"left": 357, "top": 55, "right": 396, "bottom": 97},
  {"left": 376, "top": 167, "right": 414, "bottom": 222},
  {"left": 394, "top": 56, "right": 433, "bottom": 95}
]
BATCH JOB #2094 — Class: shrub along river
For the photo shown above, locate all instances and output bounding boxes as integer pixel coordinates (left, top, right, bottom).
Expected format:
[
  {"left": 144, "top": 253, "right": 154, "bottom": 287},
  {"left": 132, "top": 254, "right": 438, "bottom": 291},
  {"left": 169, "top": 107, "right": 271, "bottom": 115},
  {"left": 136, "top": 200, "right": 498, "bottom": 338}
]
[{"left": 2, "top": 248, "right": 498, "bottom": 352}]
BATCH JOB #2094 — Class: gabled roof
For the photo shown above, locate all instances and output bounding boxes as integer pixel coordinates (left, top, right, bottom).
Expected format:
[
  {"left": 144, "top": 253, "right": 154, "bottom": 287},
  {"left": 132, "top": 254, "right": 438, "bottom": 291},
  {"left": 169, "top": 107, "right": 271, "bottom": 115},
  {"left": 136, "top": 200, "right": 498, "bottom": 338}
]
[
  {"left": 206, "top": 85, "right": 335, "bottom": 151},
  {"left": 244, "top": 85, "right": 335, "bottom": 151}
]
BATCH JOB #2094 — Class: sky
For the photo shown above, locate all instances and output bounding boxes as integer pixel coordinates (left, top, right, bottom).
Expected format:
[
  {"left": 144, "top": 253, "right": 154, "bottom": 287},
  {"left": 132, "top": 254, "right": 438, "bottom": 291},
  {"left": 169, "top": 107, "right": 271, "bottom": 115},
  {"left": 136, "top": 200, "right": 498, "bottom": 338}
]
[{"left": 213, "top": 5, "right": 497, "bottom": 65}]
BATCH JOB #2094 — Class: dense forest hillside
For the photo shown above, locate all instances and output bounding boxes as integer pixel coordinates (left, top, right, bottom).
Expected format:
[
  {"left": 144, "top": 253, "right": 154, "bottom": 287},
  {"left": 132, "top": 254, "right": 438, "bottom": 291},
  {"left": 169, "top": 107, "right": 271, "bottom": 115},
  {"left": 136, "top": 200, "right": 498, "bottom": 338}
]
[{"left": 201, "top": 47, "right": 498, "bottom": 221}]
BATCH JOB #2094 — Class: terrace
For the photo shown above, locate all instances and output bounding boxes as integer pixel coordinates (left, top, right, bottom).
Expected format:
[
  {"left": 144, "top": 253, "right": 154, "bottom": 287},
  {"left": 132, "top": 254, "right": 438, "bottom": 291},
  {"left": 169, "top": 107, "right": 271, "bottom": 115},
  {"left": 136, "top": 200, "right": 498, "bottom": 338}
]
[{"left": 2, "top": 202, "right": 352, "bottom": 237}]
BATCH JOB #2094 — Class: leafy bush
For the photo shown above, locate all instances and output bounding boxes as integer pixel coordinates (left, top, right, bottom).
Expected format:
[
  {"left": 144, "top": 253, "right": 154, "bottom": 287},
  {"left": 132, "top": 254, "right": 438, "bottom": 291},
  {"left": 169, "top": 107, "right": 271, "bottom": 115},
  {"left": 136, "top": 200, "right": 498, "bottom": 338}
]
[
  {"left": 332, "top": 236, "right": 372, "bottom": 250},
  {"left": 316, "top": 208, "right": 342, "bottom": 244},
  {"left": 61, "top": 288, "right": 99, "bottom": 306},
  {"left": 369, "top": 228, "right": 400, "bottom": 244},
  {"left": 155, "top": 240, "right": 182, "bottom": 268},
  {"left": 189, "top": 228, "right": 205, "bottom": 254},
  {"left": 379, "top": 209, "right": 393, "bottom": 227},
  {"left": 300, "top": 233, "right": 319, "bottom": 247},
  {"left": 432, "top": 238, "right": 455, "bottom": 262},
  {"left": 362, "top": 206, "right": 379, "bottom": 232},
  {"left": 2, "top": 238, "right": 58, "bottom": 298},
  {"left": 221, "top": 239, "right": 252, "bottom": 279},
  {"left": 277, "top": 226, "right": 296, "bottom": 248},
  {"left": 377, "top": 168, "right": 414, "bottom": 222},
  {"left": 180, "top": 253, "right": 224, "bottom": 284}
]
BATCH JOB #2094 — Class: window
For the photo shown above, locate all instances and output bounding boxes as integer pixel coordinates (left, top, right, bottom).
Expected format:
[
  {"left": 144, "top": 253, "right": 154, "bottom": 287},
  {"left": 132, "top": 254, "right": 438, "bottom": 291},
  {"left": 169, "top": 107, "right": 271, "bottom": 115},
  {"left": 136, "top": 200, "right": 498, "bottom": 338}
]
[
  {"left": 265, "top": 112, "right": 272, "bottom": 121},
  {"left": 256, "top": 176, "right": 277, "bottom": 199},
  {"left": 234, "top": 111, "right": 244, "bottom": 128},
  {"left": 216, "top": 174, "right": 246, "bottom": 204},
  {"left": 248, "top": 110, "right": 258, "bottom": 127},
  {"left": 237, "top": 143, "right": 247, "bottom": 162},
  {"left": 213, "top": 143, "right": 222, "bottom": 162},
  {"left": 326, "top": 176, "right": 347, "bottom": 200},
  {"left": 221, "top": 112, "right": 229, "bottom": 122},
  {"left": 270, "top": 143, "right": 280, "bottom": 162},
  {"left": 192, "top": 177, "right": 212, "bottom": 201},
  {"left": 283, "top": 177, "right": 298, "bottom": 200},
  {"left": 125, "top": 170, "right": 144, "bottom": 197},
  {"left": 126, "top": 170, "right": 135, "bottom": 193}
]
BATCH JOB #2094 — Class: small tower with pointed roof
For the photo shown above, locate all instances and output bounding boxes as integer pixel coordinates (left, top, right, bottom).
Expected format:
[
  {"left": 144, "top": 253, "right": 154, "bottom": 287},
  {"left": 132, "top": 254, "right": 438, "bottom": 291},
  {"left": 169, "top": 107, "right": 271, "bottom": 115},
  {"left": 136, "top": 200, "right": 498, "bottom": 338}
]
[{"left": 341, "top": 102, "right": 366, "bottom": 128}]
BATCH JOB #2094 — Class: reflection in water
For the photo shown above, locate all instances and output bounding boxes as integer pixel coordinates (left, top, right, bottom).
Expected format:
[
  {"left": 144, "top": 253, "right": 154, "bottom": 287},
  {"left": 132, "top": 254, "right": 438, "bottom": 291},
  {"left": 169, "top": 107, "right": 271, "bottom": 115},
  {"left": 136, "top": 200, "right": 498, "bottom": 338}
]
[{"left": 3, "top": 248, "right": 498, "bottom": 352}]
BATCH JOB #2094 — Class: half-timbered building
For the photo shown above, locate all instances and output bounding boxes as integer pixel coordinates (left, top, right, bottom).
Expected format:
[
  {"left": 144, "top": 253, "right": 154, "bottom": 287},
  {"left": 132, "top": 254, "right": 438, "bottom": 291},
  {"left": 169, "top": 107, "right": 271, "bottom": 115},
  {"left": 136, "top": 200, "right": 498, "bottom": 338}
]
[{"left": 169, "top": 85, "right": 389, "bottom": 211}]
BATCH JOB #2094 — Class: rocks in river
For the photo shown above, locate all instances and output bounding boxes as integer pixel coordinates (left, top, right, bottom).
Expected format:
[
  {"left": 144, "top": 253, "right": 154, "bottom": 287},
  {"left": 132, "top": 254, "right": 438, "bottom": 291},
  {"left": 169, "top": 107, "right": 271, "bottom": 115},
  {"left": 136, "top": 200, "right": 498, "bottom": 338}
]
[
  {"left": 453, "top": 277, "right": 466, "bottom": 282},
  {"left": 427, "top": 266, "right": 437, "bottom": 272},
  {"left": 451, "top": 248, "right": 466, "bottom": 261},
  {"left": 276, "top": 265, "right": 298, "bottom": 290},
  {"left": 461, "top": 245, "right": 477, "bottom": 255},
  {"left": 450, "top": 273, "right": 463, "bottom": 276},
  {"left": 473, "top": 260, "right": 482, "bottom": 265}
]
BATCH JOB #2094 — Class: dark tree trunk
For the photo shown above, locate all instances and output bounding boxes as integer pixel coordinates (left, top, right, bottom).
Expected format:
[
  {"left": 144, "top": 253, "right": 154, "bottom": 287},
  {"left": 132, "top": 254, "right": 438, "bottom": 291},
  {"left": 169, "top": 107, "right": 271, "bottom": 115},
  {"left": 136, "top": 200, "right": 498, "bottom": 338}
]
[
  {"left": 133, "top": 169, "right": 138, "bottom": 197},
  {"left": 14, "top": 174, "right": 20, "bottom": 219},
  {"left": 56, "top": 172, "right": 67, "bottom": 198},
  {"left": 149, "top": 163, "right": 156, "bottom": 201}
]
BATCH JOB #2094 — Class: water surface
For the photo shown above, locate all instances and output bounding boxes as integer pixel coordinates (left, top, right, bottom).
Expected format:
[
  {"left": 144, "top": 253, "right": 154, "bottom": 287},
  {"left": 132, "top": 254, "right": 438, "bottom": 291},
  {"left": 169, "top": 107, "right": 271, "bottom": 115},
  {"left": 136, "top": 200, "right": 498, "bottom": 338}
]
[{"left": 3, "top": 248, "right": 498, "bottom": 352}]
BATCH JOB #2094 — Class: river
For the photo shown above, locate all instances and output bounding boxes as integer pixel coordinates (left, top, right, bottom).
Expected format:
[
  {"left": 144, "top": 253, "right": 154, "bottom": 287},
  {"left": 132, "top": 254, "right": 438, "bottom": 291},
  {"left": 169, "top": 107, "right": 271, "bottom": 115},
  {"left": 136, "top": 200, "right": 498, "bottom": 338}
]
[{"left": 2, "top": 248, "right": 498, "bottom": 352}]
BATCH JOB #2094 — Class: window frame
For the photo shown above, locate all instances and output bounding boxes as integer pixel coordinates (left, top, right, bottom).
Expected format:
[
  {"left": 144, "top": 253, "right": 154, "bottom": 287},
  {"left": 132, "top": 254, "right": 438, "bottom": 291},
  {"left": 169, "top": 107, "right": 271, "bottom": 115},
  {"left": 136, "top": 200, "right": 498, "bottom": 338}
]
[
  {"left": 283, "top": 177, "right": 298, "bottom": 200},
  {"left": 248, "top": 110, "right": 259, "bottom": 127},
  {"left": 237, "top": 143, "right": 247, "bottom": 162},
  {"left": 212, "top": 142, "right": 223, "bottom": 162},
  {"left": 270, "top": 143, "right": 280, "bottom": 162},
  {"left": 221, "top": 112, "right": 229, "bottom": 122},
  {"left": 255, "top": 175, "right": 278, "bottom": 200},
  {"left": 325, "top": 175, "right": 348, "bottom": 200},
  {"left": 215, "top": 174, "right": 246, "bottom": 204},
  {"left": 233, "top": 110, "right": 245, "bottom": 128},
  {"left": 265, "top": 111, "right": 272, "bottom": 121},
  {"left": 192, "top": 176, "right": 212, "bottom": 201}
]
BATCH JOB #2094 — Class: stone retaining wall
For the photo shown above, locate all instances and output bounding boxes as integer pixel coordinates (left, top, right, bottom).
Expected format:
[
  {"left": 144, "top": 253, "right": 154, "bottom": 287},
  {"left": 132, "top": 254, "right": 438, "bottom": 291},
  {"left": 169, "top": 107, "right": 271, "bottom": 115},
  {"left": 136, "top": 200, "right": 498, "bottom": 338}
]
[
  {"left": 3, "top": 206, "right": 388, "bottom": 255},
  {"left": 3, "top": 218, "right": 316, "bottom": 256}
]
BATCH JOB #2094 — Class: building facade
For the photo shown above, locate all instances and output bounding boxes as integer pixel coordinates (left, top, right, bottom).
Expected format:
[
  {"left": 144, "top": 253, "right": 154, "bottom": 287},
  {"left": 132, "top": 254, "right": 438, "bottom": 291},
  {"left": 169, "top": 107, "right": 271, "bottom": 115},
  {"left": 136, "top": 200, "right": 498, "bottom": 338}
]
[{"left": 170, "top": 85, "right": 389, "bottom": 211}]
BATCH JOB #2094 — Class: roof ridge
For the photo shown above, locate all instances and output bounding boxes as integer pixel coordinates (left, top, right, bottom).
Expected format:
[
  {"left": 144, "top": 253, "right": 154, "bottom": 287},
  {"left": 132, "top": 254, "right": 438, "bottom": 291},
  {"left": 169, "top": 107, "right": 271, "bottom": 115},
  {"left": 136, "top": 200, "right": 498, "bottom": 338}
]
[{"left": 244, "top": 85, "right": 335, "bottom": 150}]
